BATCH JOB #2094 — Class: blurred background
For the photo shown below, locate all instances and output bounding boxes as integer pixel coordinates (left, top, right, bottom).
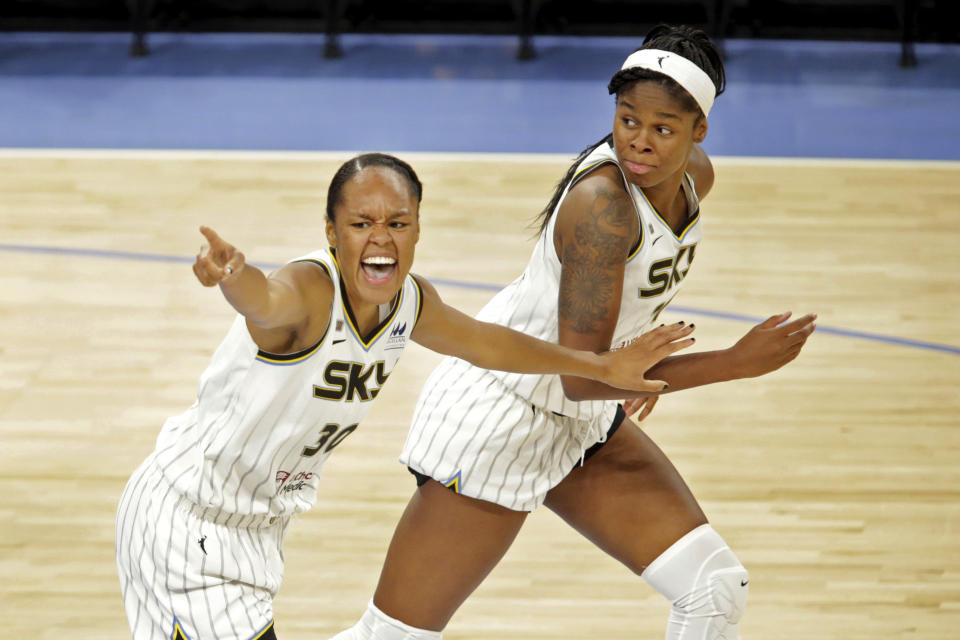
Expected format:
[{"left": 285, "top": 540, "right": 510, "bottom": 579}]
[
  {"left": 3, "top": 0, "right": 959, "bottom": 57},
  {"left": 1, "top": 0, "right": 958, "bottom": 158}
]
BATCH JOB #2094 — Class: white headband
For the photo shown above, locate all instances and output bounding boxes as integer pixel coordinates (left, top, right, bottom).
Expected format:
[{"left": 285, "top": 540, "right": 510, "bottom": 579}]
[{"left": 619, "top": 49, "right": 716, "bottom": 117}]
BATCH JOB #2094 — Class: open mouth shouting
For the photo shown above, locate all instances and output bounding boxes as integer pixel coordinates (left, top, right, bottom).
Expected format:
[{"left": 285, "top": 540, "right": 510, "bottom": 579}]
[{"left": 361, "top": 255, "right": 397, "bottom": 285}]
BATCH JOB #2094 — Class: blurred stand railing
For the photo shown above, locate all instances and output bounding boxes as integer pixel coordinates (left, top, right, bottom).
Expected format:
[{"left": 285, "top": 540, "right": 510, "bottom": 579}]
[{"left": 1, "top": 1, "right": 954, "bottom": 67}]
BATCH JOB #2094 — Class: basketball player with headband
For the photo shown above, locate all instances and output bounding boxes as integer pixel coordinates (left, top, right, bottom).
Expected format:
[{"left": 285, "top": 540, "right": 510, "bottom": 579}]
[{"left": 330, "top": 25, "right": 816, "bottom": 640}]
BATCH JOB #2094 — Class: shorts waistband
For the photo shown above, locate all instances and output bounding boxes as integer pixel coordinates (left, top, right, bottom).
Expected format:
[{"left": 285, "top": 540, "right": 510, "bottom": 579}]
[
  {"left": 183, "top": 499, "right": 289, "bottom": 529},
  {"left": 146, "top": 457, "right": 290, "bottom": 529}
]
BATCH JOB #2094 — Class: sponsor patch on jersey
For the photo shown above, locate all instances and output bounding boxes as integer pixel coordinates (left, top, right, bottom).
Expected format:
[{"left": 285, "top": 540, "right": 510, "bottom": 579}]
[
  {"left": 386, "top": 321, "right": 408, "bottom": 349},
  {"left": 275, "top": 470, "right": 314, "bottom": 494}
]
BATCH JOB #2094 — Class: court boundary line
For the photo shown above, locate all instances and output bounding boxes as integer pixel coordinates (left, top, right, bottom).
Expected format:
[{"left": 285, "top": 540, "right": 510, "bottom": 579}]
[
  {"left": 2, "top": 242, "right": 957, "bottom": 356},
  {"left": 0, "top": 147, "right": 958, "bottom": 169}
]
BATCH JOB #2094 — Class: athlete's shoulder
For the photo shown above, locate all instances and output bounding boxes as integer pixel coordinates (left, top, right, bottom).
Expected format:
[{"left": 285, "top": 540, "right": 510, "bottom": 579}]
[
  {"left": 288, "top": 248, "right": 335, "bottom": 274},
  {"left": 561, "top": 164, "right": 634, "bottom": 225},
  {"left": 571, "top": 142, "right": 620, "bottom": 184},
  {"left": 407, "top": 273, "right": 437, "bottom": 311},
  {"left": 687, "top": 144, "right": 714, "bottom": 200}
]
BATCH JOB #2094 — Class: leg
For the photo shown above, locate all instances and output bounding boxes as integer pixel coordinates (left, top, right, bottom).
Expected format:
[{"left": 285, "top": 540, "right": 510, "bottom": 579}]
[
  {"left": 373, "top": 480, "right": 528, "bottom": 630},
  {"left": 118, "top": 458, "right": 280, "bottom": 640},
  {"left": 544, "top": 417, "right": 707, "bottom": 572},
  {"left": 544, "top": 418, "right": 748, "bottom": 639}
]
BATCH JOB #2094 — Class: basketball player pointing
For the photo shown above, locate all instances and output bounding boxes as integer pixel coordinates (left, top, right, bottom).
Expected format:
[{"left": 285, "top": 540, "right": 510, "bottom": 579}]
[
  {"left": 331, "top": 26, "right": 816, "bottom": 640},
  {"left": 115, "top": 153, "right": 694, "bottom": 640}
]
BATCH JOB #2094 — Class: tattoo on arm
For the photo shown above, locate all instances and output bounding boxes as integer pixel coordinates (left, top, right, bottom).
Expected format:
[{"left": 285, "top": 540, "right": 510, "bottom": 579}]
[{"left": 558, "top": 185, "right": 636, "bottom": 334}]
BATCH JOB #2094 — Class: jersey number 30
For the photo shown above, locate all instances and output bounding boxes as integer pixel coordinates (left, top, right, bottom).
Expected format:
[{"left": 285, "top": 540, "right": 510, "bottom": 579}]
[{"left": 301, "top": 422, "right": 358, "bottom": 458}]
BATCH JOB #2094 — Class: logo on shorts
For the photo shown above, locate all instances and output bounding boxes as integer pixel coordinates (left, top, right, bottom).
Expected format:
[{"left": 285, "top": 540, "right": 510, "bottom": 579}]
[
  {"left": 275, "top": 470, "right": 314, "bottom": 494},
  {"left": 443, "top": 470, "right": 462, "bottom": 494},
  {"left": 171, "top": 618, "right": 190, "bottom": 640}
]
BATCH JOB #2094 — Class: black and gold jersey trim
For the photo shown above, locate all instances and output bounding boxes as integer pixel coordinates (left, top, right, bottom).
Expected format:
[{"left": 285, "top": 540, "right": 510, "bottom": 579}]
[
  {"left": 329, "top": 249, "right": 405, "bottom": 351},
  {"left": 254, "top": 258, "right": 332, "bottom": 366},
  {"left": 249, "top": 620, "right": 276, "bottom": 640},
  {"left": 635, "top": 172, "right": 701, "bottom": 242},
  {"left": 409, "top": 275, "right": 425, "bottom": 326},
  {"left": 171, "top": 618, "right": 192, "bottom": 640},
  {"left": 570, "top": 156, "right": 644, "bottom": 261}
]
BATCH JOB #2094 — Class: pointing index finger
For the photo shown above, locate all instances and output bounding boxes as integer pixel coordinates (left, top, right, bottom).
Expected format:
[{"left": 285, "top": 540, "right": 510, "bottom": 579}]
[{"left": 199, "top": 225, "right": 221, "bottom": 246}]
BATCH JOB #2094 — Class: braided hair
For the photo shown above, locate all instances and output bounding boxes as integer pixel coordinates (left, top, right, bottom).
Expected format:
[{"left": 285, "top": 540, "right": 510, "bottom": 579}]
[{"left": 533, "top": 24, "right": 725, "bottom": 235}]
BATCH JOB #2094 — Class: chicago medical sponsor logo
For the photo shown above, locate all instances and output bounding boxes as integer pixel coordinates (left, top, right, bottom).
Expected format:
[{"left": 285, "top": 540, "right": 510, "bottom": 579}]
[{"left": 275, "top": 470, "right": 315, "bottom": 494}]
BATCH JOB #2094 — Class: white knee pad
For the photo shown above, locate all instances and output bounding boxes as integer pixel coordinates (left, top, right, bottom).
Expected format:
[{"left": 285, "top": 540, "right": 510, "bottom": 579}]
[
  {"left": 642, "top": 524, "right": 749, "bottom": 640},
  {"left": 328, "top": 600, "right": 442, "bottom": 640}
]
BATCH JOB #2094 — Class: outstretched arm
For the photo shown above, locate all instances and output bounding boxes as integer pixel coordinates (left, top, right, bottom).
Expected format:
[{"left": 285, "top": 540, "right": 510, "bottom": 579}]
[
  {"left": 643, "top": 311, "right": 817, "bottom": 391},
  {"left": 562, "top": 312, "right": 817, "bottom": 401},
  {"left": 192, "top": 226, "right": 333, "bottom": 349},
  {"left": 410, "top": 276, "right": 695, "bottom": 394}
]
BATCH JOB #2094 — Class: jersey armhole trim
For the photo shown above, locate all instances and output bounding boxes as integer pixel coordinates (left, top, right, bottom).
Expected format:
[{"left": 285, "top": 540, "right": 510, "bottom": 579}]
[
  {"left": 410, "top": 275, "right": 425, "bottom": 326},
  {"left": 562, "top": 159, "right": 645, "bottom": 263},
  {"left": 254, "top": 258, "right": 332, "bottom": 365}
]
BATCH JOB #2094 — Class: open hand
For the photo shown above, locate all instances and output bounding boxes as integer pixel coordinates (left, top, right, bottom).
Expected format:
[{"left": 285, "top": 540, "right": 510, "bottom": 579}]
[
  {"left": 603, "top": 322, "right": 695, "bottom": 392},
  {"left": 728, "top": 311, "right": 817, "bottom": 378},
  {"left": 193, "top": 226, "right": 245, "bottom": 287},
  {"left": 623, "top": 395, "right": 660, "bottom": 422}
]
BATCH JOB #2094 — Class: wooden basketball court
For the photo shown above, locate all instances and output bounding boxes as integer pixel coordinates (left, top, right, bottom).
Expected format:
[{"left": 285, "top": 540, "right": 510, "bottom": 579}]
[{"left": 1, "top": 150, "right": 957, "bottom": 639}]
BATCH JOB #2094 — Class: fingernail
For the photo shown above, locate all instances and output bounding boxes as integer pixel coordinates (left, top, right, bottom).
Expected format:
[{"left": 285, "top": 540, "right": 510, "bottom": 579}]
[
  {"left": 677, "top": 320, "right": 684, "bottom": 325},
  {"left": 689, "top": 324, "right": 695, "bottom": 329},
  {"left": 662, "top": 383, "right": 669, "bottom": 390}
]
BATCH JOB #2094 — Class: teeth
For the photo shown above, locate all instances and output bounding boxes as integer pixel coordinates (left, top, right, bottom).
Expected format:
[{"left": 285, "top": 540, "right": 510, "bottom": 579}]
[{"left": 362, "top": 256, "right": 396, "bottom": 265}]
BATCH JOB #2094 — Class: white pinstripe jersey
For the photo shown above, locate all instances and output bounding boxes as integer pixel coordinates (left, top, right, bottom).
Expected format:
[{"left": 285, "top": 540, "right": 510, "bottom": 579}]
[
  {"left": 151, "top": 248, "right": 422, "bottom": 519},
  {"left": 472, "top": 140, "right": 701, "bottom": 421}
]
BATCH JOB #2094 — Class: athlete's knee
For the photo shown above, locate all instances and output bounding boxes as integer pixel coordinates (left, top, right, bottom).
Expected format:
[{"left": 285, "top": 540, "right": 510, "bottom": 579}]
[
  {"left": 329, "top": 600, "right": 442, "bottom": 640},
  {"left": 642, "top": 524, "right": 749, "bottom": 640}
]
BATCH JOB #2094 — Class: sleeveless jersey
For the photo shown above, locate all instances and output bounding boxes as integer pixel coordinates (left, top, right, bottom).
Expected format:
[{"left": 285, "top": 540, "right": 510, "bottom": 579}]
[
  {"left": 473, "top": 140, "right": 701, "bottom": 421},
  {"left": 151, "top": 248, "right": 423, "bottom": 518}
]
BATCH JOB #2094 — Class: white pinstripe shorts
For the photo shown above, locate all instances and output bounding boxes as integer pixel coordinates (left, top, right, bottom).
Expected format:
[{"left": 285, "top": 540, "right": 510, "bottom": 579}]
[
  {"left": 116, "top": 456, "right": 287, "bottom": 640},
  {"left": 400, "top": 365, "right": 620, "bottom": 512}
]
